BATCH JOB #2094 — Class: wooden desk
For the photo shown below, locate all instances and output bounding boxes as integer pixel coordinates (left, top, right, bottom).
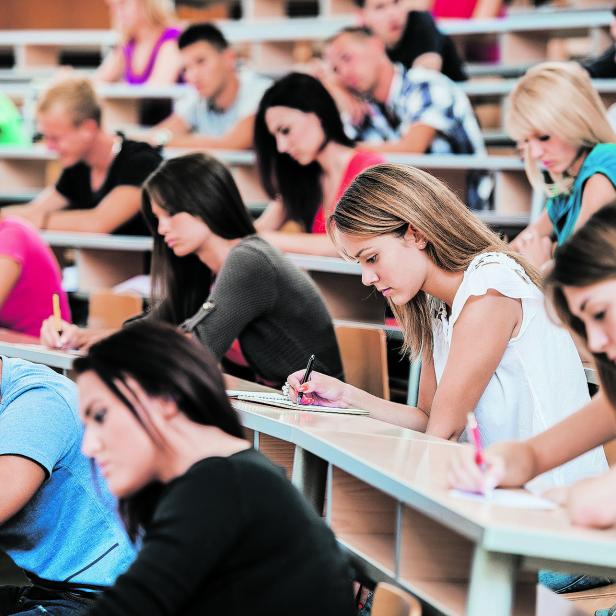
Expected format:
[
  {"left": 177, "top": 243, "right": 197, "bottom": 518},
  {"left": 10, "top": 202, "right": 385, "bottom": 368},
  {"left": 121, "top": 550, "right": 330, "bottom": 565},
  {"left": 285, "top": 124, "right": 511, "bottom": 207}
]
[{"left": 226, "top": 375, "right": 616, "bottom": 616}]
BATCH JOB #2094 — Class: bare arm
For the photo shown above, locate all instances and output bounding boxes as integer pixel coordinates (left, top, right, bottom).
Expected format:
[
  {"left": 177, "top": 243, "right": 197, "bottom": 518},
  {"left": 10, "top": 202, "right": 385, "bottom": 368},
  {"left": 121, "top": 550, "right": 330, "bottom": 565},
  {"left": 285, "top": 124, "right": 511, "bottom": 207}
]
[
  {"left": 0, "top": 455, "right": 45, "bottom": 525},
  {"left": 44, "top": 185, "right": 141, "bottom": 233},
  {"left": 412, "top": 52, "right": 443, "bottom": 73},
  {"left": 253, "top": 198, "right": 288, "bottom": 233},
  {"left": 362, "top": 123, "right": 436, "bottom": 154},
  {"left": 167, "top": 115, "right": 256, "bottom": 151},
  {"left": 259, "top": 231, "right": 339, "bottom": 257},
  {"left": 575, "top": 173, "right": 616, "bottom": 232},
  {"left": 2, "top": 187, "right": 69, "bottom": 228},
  {"left": 472, "top": 0, "right": 504, "bottom": 18},
  {"left": 0, "top": 258, "right": 22, "bottom": 309},
  {"left": 95, "top": 47, "right": 125, "bottom": 83},
  {"left": 146, "top": 41, "right": 183, "bottom": 86},
  {"left": 426, "top": 291, "right": 521, "bottom": 440},
  {"left": 150, "top": 113, "right": 191, "bottom": 136},
  {"left": 510, "top": 209, "right": 553, "bottom": 251}
]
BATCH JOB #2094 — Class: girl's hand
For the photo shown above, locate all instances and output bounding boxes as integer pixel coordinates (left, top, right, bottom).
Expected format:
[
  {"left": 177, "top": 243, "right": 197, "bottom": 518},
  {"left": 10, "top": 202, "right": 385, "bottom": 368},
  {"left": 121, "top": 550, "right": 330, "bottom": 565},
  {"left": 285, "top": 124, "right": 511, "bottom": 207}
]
[
  {"left": 447, "top": 443, "right": 507, "bottom": 494},
  {"left": 40, "top": 316, "right": 82, "bottom": 350},
  {"left": 285, "top": 370, "right": 349, "bottom": 408}
]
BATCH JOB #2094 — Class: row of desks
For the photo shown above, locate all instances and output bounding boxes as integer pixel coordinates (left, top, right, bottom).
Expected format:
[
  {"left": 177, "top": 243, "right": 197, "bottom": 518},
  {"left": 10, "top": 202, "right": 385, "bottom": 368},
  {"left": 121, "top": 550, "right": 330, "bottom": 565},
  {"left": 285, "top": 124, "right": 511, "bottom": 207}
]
[{"left": 0, "top": 336, "right": 607, "bottom": 616}]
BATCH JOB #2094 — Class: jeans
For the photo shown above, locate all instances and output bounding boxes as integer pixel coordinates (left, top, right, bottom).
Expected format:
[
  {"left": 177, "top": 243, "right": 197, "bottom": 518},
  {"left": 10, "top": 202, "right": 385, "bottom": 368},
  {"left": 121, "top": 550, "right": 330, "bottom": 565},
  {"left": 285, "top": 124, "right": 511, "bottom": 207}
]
[
  {"left": 539, "top": 570, "right": 614, "bottom": 594},
  {"left": 0, "top": 585, "right": 94, "bottom": 616}
]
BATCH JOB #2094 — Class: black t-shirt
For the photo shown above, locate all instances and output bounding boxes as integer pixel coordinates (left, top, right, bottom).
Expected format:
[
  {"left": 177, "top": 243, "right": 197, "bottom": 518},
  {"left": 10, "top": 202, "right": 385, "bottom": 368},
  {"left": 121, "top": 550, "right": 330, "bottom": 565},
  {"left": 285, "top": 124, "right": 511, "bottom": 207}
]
[
  {"left": 583, "top": 45, "right": 616, "bottom": 79},
  {"left": 387, "top": 11, "right": 467, "bottom": 82},
  {"left": 85, "top": 448, "right": 356, "bottom": 616},
  {"left": 55, "top": 138, "right": 162, "bottom": 235}
]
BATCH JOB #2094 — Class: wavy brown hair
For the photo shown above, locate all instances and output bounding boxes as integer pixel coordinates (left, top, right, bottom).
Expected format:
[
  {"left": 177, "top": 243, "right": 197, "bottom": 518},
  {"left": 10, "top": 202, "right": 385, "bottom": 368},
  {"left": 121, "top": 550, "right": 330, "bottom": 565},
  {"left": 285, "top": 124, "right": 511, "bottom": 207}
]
[
  {"left": 328, "top": 163, "right": 541, "bottom": 359},
  {"left": 545, "top": 202, "right": 616, "bottom": 408}
]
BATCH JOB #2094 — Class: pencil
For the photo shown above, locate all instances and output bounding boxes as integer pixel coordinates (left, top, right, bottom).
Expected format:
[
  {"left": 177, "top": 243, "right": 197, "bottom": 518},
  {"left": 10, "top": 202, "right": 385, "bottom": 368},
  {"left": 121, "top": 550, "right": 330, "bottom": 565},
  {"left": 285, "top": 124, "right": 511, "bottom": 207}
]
[{"left": 52, "top": 293, "right": 62, "bottom": 334}]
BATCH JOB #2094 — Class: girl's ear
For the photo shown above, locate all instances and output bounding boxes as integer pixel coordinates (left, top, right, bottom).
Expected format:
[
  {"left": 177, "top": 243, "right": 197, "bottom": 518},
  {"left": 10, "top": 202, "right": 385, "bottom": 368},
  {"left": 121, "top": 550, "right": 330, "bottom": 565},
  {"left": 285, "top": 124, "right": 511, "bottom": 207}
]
[
  {"left": 403, "top": 225, "right": 427, "bottom": 249},
  {"left": 158, "top": 397, "right": 180, "bottom": 420}
]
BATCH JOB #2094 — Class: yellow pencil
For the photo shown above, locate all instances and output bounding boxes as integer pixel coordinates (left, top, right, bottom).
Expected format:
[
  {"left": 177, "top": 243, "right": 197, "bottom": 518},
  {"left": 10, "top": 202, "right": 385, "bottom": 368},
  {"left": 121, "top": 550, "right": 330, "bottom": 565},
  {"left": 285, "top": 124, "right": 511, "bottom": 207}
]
[{"left": 52, "top": 293, "right": 62, "bottom": 334}]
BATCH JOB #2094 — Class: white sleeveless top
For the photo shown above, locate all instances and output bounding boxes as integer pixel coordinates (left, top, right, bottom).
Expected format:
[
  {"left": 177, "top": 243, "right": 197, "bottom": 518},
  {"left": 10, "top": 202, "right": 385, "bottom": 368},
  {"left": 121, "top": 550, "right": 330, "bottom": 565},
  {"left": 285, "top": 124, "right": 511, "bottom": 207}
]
[{"left": 432, "top": 252, "right": 607, "bottom": 490}]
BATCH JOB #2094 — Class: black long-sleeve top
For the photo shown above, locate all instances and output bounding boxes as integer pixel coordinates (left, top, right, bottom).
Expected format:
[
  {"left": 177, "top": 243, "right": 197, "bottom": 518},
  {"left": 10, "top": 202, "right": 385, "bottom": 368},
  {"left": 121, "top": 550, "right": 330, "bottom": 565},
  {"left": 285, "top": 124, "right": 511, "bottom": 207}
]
[{"left": 84, "top": 448, "right": 356, "bottom": 616}]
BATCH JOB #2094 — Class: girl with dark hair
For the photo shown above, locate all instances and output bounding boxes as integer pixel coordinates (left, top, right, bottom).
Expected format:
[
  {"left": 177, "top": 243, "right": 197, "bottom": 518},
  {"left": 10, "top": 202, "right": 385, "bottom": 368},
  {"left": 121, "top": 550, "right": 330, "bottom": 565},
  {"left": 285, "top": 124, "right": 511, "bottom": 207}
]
[
  {"left": 42, "top": 152, "right": 343, "bottom": 387},
  {"left": 254, "top": 72, "right": 384, "bottom": 256},
  {"left": 74, "top": 320, "right": 356, "bottom": 616},
  {"left": 449, "top": 202, "right": 616, "bottom": 531}
]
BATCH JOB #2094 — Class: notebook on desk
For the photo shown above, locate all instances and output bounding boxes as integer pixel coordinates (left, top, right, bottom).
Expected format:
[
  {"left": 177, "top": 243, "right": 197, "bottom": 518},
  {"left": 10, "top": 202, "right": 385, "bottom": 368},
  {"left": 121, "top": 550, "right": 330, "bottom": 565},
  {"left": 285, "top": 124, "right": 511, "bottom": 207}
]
[{"left": 226, "top": 390, "right": 369, "bottom": 416}]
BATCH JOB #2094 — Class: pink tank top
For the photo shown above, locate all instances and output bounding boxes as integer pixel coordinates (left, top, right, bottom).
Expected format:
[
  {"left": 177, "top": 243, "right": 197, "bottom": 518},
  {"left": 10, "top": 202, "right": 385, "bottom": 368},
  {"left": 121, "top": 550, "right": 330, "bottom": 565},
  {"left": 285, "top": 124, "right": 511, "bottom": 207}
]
[{"left": 123, "top": 27, "right": 181, "bottom": 85}]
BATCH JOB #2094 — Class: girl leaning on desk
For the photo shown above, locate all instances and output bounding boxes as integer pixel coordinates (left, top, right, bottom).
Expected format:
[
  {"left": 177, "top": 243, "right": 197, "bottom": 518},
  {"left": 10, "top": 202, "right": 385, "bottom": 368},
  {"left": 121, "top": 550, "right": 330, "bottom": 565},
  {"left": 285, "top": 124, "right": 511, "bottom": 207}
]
[
  {"left": 285, "top": 163, "right": 607, "bottom": 491},
  {"left": 41, "top": 152, "right": 343, "bottom": 388},
  {"left": 73, "top": 320, "right": 355, "bottom": 616},
  {"left": 450, "top": 202, "right": 616, "bottom": 529}
]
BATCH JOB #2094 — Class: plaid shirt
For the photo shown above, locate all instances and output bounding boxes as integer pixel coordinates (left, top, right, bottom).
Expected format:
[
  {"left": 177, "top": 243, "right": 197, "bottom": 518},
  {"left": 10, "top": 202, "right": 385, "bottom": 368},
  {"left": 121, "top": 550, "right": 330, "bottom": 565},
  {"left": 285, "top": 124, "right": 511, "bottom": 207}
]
[{"left": 348, "top": 65, "right": 485, "bottom": 156}]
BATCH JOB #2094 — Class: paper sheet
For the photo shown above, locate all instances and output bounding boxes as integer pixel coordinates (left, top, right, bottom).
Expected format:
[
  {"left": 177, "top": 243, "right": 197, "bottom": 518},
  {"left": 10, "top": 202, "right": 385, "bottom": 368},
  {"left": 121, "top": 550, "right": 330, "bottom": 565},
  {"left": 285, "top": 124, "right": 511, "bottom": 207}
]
[
  {"left": 226, "top": 390, "right": 369, "bottom": 416},
  {"left": 449, "top": 488, "right": 558, "bottom": 510}
]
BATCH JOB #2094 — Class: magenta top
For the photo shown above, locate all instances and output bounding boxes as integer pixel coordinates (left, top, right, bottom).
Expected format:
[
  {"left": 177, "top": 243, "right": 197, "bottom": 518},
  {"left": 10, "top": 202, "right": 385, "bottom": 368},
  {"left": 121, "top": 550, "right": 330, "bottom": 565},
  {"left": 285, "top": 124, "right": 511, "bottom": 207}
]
[
  {"left": 123, "top": 27, "right": 181, "bottom": 85},
  {"left": 0, "top": 218, "right": 71, "bottom": 337}
]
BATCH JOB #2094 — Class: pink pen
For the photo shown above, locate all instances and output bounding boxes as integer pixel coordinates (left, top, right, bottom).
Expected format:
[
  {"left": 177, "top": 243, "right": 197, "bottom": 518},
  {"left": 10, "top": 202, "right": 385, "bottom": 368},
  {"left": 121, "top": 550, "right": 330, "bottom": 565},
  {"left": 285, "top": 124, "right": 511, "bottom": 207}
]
[{"left": 467, "top": 412, "right": 485, "bottom": 468}]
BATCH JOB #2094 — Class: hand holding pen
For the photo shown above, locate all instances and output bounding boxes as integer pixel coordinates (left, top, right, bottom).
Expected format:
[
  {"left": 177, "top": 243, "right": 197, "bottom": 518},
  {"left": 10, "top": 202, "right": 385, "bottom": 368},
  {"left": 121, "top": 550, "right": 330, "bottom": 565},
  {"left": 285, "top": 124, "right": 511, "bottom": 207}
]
[{"left": 296, "top": 354, "right": 315, "bottom": 406}]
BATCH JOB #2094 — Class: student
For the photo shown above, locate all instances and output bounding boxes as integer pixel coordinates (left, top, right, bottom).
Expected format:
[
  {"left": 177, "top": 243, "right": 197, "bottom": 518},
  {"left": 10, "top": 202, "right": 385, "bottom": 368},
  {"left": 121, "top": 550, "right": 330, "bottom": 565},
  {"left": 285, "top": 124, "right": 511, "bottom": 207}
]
[
  {"left": 145, "top": 23, "right": 272, "bottom": 149},
  {"left": 583, "top": 7, "right": 616, "bottom": 79},
  {"left": 285, "top": 163, "right": 606, "bottom": 490},
  {"left": 354, "top": 0, "right": 467, "bottom": 82},
  {"left": 254, "top": 72, "right": 384, "bottom": 256},
  {"left": 74, "top": 321, "right": 356, "bottom": 616},
  {"left": 0, "top": 216, "right": 70, "bottom": 337},
  {"left": 0, "top": 355, "right": 135, "bottom": 614},
  {"left": 506, "top": 62, "right": 616, "bottom": 268},
  {"left": 96, "top": 0, "right": 182, "bottom": 86},
  {"left": 449, "top": 203, "right": 616, "bottom": 595},
  {"left": 42, "top": 153, "right": 343, "bottom": 388},
  {"left": 325, "top": 27, "right": 483, "bottom": 156},
  {"left": 3, "top": 77, "right": 162, "bottom": 235}
]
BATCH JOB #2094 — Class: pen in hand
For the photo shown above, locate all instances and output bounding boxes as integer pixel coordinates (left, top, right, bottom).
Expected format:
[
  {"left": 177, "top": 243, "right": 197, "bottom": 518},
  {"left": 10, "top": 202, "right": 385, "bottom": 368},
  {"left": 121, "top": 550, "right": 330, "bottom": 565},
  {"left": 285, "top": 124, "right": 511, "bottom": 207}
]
[
  {"left": 52, "top": 293, "right": 63, "bottom": 335},
  {"left": 467, "top": 412, "right": 484, "bottom": 468},
  {"left": 296, "top": 354, "right": 316, "bottom": 406}
]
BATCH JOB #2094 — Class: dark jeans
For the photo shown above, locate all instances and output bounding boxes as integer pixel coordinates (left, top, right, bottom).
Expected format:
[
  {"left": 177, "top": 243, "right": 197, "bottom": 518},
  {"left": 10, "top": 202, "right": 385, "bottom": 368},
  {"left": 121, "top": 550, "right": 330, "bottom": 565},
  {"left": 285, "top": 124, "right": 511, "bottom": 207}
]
[
  {"left": 0, "top": 585, "right": 94, "bottom": 616},
  {"left": 538, "top": 570, "right": 614, "bottom": 594}
]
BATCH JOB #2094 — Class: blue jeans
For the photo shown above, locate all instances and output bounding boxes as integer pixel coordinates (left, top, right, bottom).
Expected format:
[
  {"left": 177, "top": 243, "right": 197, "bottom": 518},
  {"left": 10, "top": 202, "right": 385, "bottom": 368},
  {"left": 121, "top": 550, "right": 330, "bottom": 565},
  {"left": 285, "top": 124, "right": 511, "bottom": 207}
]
[
  {"left": 539, "top": 570, "right": 614, "bottom": 594},
  {"left": 0, "top": 585, "right": 94, "bottom": 615}
]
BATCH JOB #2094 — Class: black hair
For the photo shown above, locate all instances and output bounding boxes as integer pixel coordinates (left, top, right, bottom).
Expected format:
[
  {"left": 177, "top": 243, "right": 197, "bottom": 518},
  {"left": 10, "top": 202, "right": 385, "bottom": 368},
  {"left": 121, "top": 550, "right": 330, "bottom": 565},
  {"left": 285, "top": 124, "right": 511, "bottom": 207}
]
[
  {"left": 178, "top": 22, "right": 229, "bottom": 51},
  {"left": 545, "top": 202, "right": 616, "bottom": 409},
  {"left": 73, "top": 320, "right": 245, "bottom": 540},
  {"left": 254, "top": 72, "right": 354, "bottom": 231},
  {"left": 142, "top": 152, "right": 256, "bottom": 325}
]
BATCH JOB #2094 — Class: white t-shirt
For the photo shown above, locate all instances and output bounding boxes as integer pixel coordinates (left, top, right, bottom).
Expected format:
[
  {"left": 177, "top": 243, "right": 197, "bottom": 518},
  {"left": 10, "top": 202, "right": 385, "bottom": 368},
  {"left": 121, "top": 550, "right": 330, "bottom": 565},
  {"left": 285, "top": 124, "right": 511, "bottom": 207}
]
[
  {"left": 432, "top": 252, "right": 607, "bottom": 490},
  {"left": 174, "top": 69, "right": 272, "bottom": 136}
]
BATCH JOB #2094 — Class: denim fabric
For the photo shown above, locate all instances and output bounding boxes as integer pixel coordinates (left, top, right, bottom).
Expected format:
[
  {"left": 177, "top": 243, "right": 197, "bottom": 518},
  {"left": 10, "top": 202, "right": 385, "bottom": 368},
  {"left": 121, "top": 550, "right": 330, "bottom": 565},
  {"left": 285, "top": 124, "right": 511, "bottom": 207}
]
[
  {"left": 539, "top": 569, "right": 613, "bottom": 594},
  {"left": 0, "top": 585, "right": 94, "bottom": 615}
]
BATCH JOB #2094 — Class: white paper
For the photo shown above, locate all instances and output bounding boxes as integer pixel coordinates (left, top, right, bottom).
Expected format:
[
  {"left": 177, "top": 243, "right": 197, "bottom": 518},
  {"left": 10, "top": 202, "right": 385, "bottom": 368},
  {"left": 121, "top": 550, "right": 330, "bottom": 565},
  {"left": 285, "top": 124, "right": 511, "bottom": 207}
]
[
  {"left": 226, "top": 390, "right": 369, "bottom": 416},
  {"left": 449, "top": 488, "right": 558, "bottom": 510}
]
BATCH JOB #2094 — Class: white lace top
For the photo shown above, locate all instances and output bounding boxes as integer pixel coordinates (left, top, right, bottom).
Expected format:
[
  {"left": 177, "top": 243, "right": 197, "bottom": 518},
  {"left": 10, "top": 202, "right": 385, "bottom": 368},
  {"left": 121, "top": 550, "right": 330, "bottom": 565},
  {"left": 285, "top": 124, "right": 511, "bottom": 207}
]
[{"left": 432, "top": 252, "right": 607, "bottom": 489}]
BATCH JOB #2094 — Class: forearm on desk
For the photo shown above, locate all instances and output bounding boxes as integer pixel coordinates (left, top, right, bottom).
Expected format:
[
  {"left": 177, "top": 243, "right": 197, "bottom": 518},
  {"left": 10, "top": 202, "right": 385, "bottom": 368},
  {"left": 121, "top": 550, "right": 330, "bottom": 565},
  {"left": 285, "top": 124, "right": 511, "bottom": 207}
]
[{"left": 342, "top": 384, "right": 430, "bottom": 431}]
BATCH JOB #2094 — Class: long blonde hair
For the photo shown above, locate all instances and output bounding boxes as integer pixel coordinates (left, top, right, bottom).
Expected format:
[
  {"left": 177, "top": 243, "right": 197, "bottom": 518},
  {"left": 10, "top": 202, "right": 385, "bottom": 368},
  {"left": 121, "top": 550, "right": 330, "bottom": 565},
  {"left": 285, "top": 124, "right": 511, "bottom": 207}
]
[
  {"left": 111, "top": 0, "right": 175, "bottom": 37},
  {"left": 506, "top": 62, "right": 616, "bottom": 196},
  {"left": 328, "top": 164, "right": 541, "bottom": 359}
]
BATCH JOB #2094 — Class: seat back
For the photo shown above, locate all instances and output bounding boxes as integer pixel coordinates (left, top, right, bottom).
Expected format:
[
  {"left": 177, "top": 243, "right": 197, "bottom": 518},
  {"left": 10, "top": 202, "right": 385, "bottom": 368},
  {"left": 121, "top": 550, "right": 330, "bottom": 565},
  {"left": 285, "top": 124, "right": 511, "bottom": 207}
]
[
  {"left": 87, "top": 290, "right": 143, "bottom": 329},
  {"left": 371, "top": 583, "right": 421, "bottom": 616},
  {"left": 335, "top": 324, "right": 389, "bottom": 400}
]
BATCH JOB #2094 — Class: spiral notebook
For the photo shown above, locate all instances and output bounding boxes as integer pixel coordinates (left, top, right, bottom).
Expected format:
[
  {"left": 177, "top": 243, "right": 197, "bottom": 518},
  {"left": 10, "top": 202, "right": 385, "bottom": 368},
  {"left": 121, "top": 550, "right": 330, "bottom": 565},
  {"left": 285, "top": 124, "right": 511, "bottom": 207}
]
[{"left": 226, "top": 391, "right": 369, "bottom": 416}]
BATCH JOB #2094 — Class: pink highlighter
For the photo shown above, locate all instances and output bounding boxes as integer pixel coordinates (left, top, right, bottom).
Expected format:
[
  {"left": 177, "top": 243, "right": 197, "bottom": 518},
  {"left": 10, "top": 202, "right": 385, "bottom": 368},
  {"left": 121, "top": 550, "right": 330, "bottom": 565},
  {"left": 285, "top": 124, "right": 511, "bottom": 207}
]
[{"left": 467, "top": 412, "right": 485, "bottom": 469}]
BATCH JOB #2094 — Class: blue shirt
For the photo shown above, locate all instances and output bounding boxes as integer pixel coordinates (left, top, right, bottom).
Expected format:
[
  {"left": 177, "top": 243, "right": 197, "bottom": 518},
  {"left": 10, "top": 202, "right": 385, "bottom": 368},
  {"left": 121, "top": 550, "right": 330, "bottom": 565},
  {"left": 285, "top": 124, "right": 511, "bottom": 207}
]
[
  {"left": 0, "top": 357, "right": 135, "bottom": 588},
  {"left": 547, "top": 143, "right": 616, "bottom": 244}
]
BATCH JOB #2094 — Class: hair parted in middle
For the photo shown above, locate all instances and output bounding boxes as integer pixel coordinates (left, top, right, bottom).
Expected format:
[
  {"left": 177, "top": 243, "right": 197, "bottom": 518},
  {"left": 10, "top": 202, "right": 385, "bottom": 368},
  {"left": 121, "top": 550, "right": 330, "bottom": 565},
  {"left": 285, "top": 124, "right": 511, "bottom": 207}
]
[
  {"left": 505, "top": 62, "right": 616, "bottom": 196},
  {"left": 328, "top": 163, "right": 541, "bottom": 359}
]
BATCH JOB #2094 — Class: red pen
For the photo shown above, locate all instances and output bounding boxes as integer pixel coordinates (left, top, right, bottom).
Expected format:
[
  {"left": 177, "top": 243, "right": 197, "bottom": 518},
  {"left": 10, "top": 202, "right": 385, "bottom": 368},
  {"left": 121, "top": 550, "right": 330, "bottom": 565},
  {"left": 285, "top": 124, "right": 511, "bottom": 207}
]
[{"left": 467, "top": 412, "right": 485, "bottom": 468}]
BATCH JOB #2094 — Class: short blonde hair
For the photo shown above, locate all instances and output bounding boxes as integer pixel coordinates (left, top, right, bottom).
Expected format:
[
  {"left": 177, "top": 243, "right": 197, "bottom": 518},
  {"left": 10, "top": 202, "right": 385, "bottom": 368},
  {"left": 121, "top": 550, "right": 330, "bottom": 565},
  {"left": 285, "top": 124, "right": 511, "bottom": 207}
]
[
  {"left": 37, "top": 77, "right": 101, "bottom": 126},
  {"left": 505, "top": 62, "right": 616, "bottom": 195},
  {"left": 329, "top": 164, "right": 541, "bottom": 359}
]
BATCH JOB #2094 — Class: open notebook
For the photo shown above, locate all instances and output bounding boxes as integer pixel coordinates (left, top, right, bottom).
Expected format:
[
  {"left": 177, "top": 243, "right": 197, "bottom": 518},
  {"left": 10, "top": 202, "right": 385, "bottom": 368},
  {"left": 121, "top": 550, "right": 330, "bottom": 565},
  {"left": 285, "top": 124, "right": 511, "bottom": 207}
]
[{"left": 226, "top": 391, "right": 369, "bottom": 416}]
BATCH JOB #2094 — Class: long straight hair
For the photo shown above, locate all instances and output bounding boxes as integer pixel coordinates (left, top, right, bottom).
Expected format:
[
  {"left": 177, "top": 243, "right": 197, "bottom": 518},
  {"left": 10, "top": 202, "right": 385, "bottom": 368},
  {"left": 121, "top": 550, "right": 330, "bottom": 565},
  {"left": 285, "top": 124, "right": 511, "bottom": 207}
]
[
  {"left": 254, "top": 72, "right": 355, "bottom": 231},
  {"left": 506, "top": 62, "right": 616, "bottom": 196},
  {"left": 329, "top": 164, "right": 541, "bottom": 358},
  {"left": 73, "top": 320, "right": 245, "bottom": 540},
  {"left": 142, "top": 153, "right": 256, "bottom": 324},
  {"left": 545, "top": 203, "right": 616, "bottom": 408}
]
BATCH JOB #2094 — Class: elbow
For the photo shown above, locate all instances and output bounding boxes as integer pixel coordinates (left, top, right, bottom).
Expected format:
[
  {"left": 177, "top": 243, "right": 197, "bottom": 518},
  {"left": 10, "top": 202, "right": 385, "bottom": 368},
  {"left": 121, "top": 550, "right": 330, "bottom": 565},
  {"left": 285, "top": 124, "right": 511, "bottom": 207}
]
[{"left": 569, "top": 502, "right": 616, "bottom": 529}]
